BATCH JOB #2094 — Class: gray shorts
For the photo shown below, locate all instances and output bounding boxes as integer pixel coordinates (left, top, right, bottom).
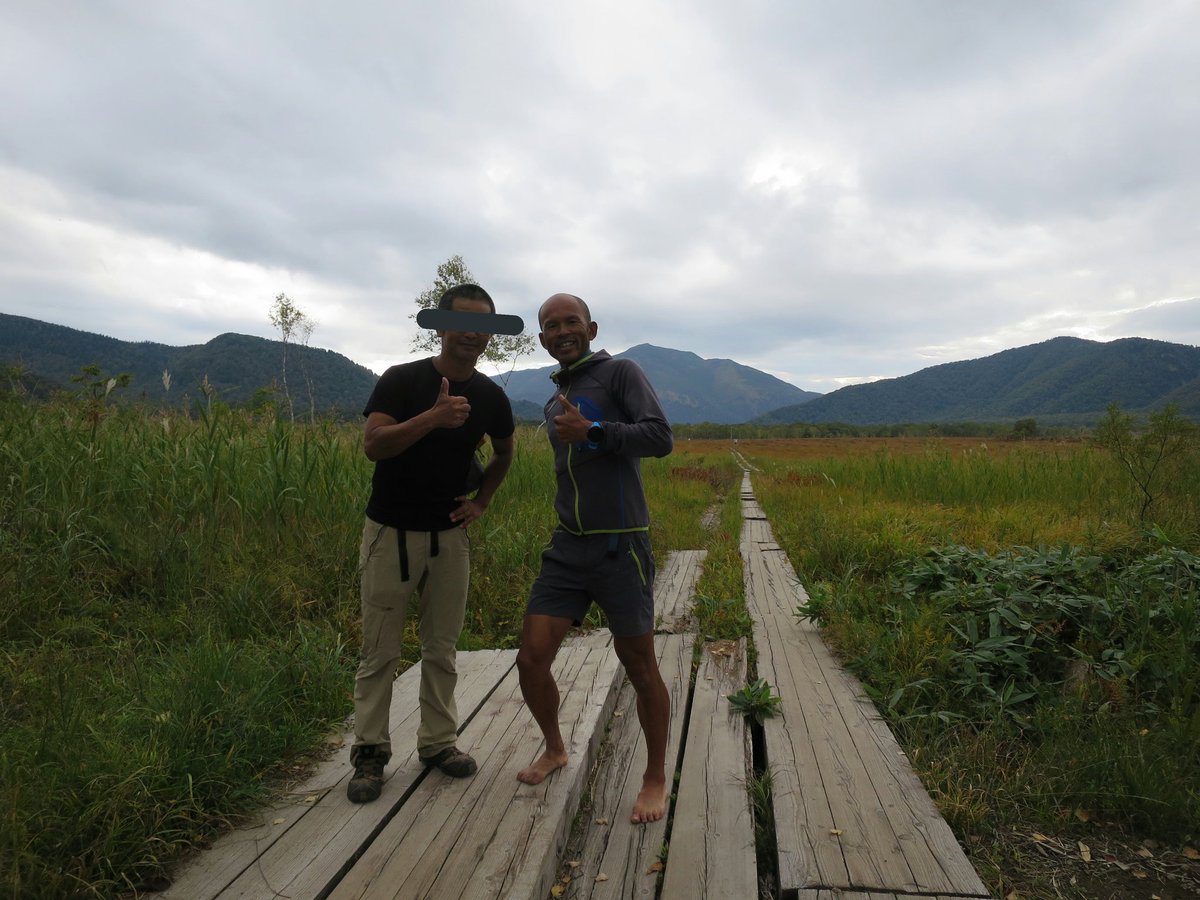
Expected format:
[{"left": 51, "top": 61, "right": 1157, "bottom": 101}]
[{"left": 527, "top": 530, "right": 655, "bottom": 637}]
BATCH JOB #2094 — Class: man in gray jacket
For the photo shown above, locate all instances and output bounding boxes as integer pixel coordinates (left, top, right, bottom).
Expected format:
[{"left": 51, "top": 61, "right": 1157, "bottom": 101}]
[{"left": 515, "top": 293, "right": 674, "bottom": 824}]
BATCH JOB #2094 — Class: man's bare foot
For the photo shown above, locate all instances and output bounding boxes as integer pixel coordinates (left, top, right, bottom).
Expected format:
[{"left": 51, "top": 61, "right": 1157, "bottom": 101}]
[
  {"left": 516, "top": 750, "right": 568, "bottom": 785},
  {"left": 630, "top": 776, "right": 668, "bottom": 824}
]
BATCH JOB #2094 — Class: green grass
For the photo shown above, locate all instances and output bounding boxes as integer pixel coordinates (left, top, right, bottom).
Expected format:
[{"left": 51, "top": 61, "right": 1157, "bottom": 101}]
[
  {"left": 22, "top": 393, "right": 1194, "bottom": 898},
  {"left": 0, "top": 394, "right": 742, "bottom": 897},
  {"left": 691, "top": 463, "right": 750, "bottom": 642},
  {"left": 0, "top": 398, "right": 371, "bottom": 895}
]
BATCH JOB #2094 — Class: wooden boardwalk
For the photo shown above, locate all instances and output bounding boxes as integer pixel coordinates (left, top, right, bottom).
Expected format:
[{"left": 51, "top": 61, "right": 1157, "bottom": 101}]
[
  {"left": 740, "top": 473, "right": 990, "bottom": 899},
  {"left": 164, "top": 473, "right": 990, "bottom": 899}
]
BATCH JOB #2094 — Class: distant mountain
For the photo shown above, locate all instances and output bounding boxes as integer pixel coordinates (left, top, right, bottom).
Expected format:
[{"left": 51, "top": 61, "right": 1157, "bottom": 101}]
[
  {"left": 756, "top": 337, "right": 1200, "bottom": 425},
  {"left": 497, "top": 343, "right": 821, "bottom": 424},
  {"left": 0, "top": 313, "right": 379, "bottom": 414},
  {"left": 510, "top": 399, "right": 546, "bottom": 423},
  {"left": 14, "top": 313, "right": 1188, "bottom": 428}
]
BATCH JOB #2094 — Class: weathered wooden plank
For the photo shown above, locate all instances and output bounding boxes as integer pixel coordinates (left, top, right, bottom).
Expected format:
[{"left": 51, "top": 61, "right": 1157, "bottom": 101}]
[
  {"left": 792, "top": 894, "right": 986, "bottom": 900},
  {"left": 738, "top": 482, "right": 773, "bottom": 548},
  {"left": 330, "top": 633, "right": 620, "bottom": 900},
  {"left": 742, "top": 544, "right": 849, "bottom": 889},
  {"left": 743, "top": 517, "right": 774, "bottom": 544},
  {"left": 162, "top": 650, "right": 514, "bottom": 900},
  {"left": 655, "top": 549, "right": 707, "bottom": 633},
  {"left": 790, "top": 611, "right": 991, "bottom": 896},
  {"left": 742, "top": 543, "right": 797, "bottom": 619},
  {"left": 660, "top": 639, "right": 757, "bottom": 900},
  {"left": 467, "top": 633, "right": 621, "bottom": 900},
  {"left": 749, "top": 544, "right": 923, "bottom": 891},
  {"left": 752, "top": 544, "right": 989, "bottom": 897},
  {"left": 561, "top": 634, "right": 694, "bottom": 899},
  {"left": 739, "top": 476, "right": 989, "bottom": 899},
  {"left": 218, "top": 649, "right": 515, "bottom": 900},
  {"left": 741, "top": 499, "right": 766, "bottom": 517}
]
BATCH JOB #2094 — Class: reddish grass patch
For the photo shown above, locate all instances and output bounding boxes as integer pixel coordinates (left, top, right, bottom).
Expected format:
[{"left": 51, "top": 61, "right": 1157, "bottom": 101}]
[
  {"left": 669, "top": 465, "right": 731, "bottom": 489},
  {"left": 677, "top": 436, "right": 1084, "bottom": 462}
]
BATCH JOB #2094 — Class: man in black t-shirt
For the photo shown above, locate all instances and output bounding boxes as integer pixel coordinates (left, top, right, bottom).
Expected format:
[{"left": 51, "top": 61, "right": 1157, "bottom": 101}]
[{"left": 347, "top": 284, "right": 515, "bottom": 804}]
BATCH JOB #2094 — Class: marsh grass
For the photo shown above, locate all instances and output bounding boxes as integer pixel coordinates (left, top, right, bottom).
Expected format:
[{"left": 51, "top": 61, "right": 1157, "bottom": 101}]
[
  {"left": 746, "top": 769, "right": 777, "bottom": 898},
  {"left": 0, "top": 396, "right": 742, "bottom": 897},
  {"left": 1, "top": 399, "right": 370, "bottom": 895},
  {"left": 27, "top": 400, "right": 1193, "bottom": 897},
  {"left": 690, "top": 460, "right": 751, "bottom": 642}
]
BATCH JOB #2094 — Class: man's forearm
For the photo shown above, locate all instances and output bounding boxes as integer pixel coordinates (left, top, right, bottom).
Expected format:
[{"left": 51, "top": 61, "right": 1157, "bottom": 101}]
[{"left": 364, "top": 410, "right": 440, "bottom": 461}]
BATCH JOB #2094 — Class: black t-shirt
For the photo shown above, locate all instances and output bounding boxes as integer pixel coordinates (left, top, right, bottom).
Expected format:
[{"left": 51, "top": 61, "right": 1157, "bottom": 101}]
[{"left": 363, "top": 358, "right": 514, "bottom": 531}]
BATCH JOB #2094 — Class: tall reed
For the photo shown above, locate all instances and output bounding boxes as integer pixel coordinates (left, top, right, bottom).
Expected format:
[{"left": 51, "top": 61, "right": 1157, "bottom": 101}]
[{"left": 0, "top": 395, "right": 739, "bottom": 897}]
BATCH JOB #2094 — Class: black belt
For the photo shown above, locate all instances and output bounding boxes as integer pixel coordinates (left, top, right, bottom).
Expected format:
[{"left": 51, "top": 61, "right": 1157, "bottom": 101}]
[{"left": 396, "top": 529, "right": 440, "bottom": 582}]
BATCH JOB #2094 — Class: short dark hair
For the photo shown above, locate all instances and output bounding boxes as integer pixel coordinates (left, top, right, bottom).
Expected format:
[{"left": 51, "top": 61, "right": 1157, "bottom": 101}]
[
  {"left": 538, "top": 293, "right": 590, "bottom": 327},
  {"left": 438, "top": 283, "right": 495, "bottom": 313}
]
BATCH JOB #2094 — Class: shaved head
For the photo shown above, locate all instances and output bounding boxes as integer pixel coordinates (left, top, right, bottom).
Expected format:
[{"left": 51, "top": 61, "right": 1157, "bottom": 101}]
[{"left": 538, "top": 293, "right": 590, "bottom": 327}]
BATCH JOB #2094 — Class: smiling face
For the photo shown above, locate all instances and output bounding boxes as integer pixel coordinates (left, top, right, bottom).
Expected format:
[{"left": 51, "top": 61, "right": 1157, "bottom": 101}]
[
  {"left": 437, "top": 296, "right": 492, "bottom": 365},
  {"left": 538, "top": 294, "right": 597, "bottom": 366}
]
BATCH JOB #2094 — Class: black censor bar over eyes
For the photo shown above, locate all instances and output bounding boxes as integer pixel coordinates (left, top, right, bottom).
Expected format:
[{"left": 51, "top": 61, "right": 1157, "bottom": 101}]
[{"left": 416, "top": 308, "right": 526, "bottom": 336}]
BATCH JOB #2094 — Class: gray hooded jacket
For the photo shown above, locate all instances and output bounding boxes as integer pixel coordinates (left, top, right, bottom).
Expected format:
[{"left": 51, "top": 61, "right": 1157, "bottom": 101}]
[{"left": 543, "top": 350, "right": 673, "bottom": 535}]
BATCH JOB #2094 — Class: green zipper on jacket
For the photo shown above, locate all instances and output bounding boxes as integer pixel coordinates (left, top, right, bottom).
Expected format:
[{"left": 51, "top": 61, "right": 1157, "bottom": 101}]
[{"left": 557, "top": 354, "right": 648, "bottom": 537}]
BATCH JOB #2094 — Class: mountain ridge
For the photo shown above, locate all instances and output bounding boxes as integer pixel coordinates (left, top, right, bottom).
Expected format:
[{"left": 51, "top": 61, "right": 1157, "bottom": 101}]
[
  {"left": 3, "top": 313, "right": 1196, "bottom": 424},
  {"left": 756, "top": 336, "right": 1200, "bottom": 424},
  {"left": 0, "top": 313, "right": 379, "bottom": 413},
  {"left": 493, "top": 343, "right": 822, "bottom": 424}
]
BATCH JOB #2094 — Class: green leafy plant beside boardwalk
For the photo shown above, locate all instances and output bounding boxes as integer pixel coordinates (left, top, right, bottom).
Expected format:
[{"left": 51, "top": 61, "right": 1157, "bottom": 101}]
[{"left": 728, "top": 678, "right": 783, "bottom": 725}]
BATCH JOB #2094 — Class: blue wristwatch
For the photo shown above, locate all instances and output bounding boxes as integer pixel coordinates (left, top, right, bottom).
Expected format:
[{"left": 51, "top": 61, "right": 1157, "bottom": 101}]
[{"left": 586, "top": 421, "right": 604, "bottom": 449}]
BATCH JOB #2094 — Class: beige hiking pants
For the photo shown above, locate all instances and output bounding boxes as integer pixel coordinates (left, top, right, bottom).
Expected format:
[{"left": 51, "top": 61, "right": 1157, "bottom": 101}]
[{"left": 352, "top": 518, "right": 470, "bottom": 760}]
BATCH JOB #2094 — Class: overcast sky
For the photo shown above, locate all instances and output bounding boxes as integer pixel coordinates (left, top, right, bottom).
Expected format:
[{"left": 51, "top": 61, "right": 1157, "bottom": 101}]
[{"left": 2, "top": 1, "right": 1198, "bottom": 393}]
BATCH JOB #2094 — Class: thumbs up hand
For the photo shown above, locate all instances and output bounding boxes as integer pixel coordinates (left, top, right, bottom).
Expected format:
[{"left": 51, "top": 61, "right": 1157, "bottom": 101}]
[
  {"left": 432, "top": 377, "right": 471, "bottom": 428},
  {"left": 551, "top": 393, "right": 590, "bottom": 444}
]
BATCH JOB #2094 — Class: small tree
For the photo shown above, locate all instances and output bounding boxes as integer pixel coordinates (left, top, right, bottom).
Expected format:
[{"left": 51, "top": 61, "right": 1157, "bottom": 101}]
[
  {"left": 1011, "top": 418, "right": 1038, "bottom": 440},
  {"left": 268, "top": 293, "right": 316, "bottom": 422},
  {"left": 1094, "top": 403, "right": 1197, "bottom": 522},
  {"left": 298, "top": 314, "right": 317, "bottom": 423},
  {"left": 410, "top": 255, "right": 534, "bottom": 378}
]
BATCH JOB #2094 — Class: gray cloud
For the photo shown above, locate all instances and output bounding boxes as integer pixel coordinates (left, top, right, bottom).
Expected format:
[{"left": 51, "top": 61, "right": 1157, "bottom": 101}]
[{"left": 1, "top": 1, "right": 1197, "bottom": 393}]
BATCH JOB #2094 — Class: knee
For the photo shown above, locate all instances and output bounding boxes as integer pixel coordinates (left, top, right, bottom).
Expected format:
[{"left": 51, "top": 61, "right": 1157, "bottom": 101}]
[
  {"left": 622, "top": 661, "right": 653, "bottom": 690},
  {"left": 357, "top": 650, "right": 402, "bottom": 681},
  {"left": 421, "top": 635, "right": 458, "bottom": 660},
  {"left": 615, "top": 649, "right": 660, "bottom": 691},
  {"left": 422, "top": 648, "right": 458, "bottom": 676},
  {"left": 516, "top": 643, "right": 555, "bottom": 678}
]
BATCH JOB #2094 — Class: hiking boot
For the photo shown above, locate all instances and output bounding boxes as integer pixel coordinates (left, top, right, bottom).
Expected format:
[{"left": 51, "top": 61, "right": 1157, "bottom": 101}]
[
  {"left": 347, "top": 745, "right": 387, "bottom": 803},
  {"left": 419, "top": 746, "right": 477, "bottom": 778}
]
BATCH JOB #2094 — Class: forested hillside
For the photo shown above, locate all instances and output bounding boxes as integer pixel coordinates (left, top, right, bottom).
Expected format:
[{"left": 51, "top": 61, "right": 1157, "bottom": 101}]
[
  {"left": 0, "top": 314, "right": 378, "bottom": 415},
  {"left": 757, "top": 337, "right": 1200, "bottom": 425}
]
